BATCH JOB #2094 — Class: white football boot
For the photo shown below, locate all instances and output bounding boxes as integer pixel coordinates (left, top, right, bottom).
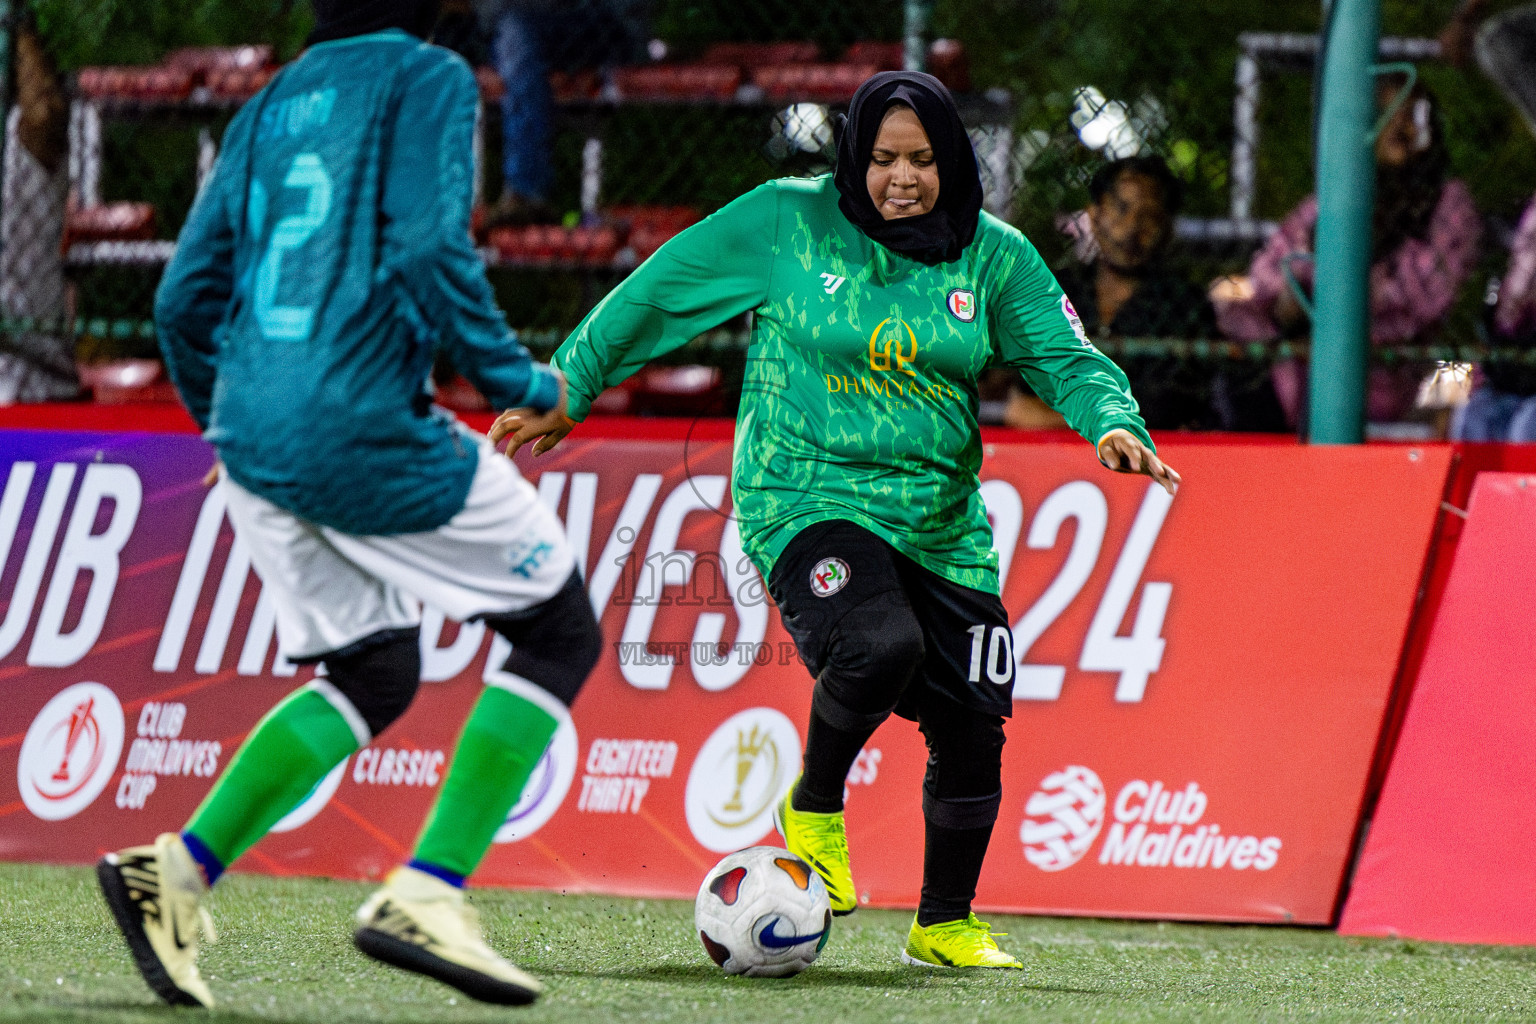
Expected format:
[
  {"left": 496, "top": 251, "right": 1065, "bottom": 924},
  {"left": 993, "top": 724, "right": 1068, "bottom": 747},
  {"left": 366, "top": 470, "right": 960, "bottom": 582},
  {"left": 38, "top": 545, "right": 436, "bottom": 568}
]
[{"left": 353, "top": 865, "right": 542, "bottom": 1005}]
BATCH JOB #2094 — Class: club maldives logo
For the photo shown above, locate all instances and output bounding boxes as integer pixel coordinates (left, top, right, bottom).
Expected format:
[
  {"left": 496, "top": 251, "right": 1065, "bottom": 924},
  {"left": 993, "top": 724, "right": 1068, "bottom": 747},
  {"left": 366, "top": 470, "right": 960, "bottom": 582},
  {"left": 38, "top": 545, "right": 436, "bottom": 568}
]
[
  {"left": 867, "top": 316, "right": 918, "bottom": 375},
  {"left": 1021, "top": 767, "right": 1284, "bottom": 873},
  {"left": 947, "top": 289, "right": 976, "bottom": 323},
  {"left": 491, "top": 669, "right": 579, "bottom": 844},
  {"left": 809, "top": 557, "right": 850, "bottom": 597},
  {"left": 18, "top": 682, "right": 125, "bottom": 821},
  {"left": 1020, "top": 765, "right": 1106, "bottom": 871},
  {"left": 685, "top": 707, "right": 800, "bottom": 853}
]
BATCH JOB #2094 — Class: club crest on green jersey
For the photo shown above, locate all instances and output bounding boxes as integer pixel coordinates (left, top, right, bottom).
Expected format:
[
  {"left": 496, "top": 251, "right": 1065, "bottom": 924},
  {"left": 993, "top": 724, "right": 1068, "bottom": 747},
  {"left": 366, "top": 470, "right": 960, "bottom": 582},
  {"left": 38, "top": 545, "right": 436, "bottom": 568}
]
[
  {"left": 947, "top": 288, "right": 976, "bottom": 323},
  {"left": 809, "top": 558, "right": 850, "bottom": 597}
]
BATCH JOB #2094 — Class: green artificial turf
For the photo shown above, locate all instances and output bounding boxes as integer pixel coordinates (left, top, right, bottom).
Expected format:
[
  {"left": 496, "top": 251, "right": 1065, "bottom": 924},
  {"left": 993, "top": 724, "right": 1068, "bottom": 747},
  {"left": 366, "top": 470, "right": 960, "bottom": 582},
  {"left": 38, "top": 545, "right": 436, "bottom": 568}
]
[{"left": 3, "top": 862, "right": 1535, "bottom": 1023}]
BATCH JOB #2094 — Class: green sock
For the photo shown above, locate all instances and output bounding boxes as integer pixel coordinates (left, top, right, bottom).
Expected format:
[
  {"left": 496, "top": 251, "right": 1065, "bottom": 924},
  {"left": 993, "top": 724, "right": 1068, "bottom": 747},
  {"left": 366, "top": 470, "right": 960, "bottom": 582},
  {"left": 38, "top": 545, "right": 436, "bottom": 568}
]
[
  {"left": 412, "top": 685, "right": 559, "bottom": 879},
  {"left": 185, "top": 684, "right": 365, "bottom": 867}
]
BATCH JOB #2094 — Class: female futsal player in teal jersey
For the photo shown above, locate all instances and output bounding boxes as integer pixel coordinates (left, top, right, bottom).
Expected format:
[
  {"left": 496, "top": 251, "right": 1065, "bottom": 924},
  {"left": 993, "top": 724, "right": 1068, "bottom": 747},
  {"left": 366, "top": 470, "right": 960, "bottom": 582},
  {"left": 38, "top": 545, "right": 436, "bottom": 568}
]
[{"left": 497, "top": 71, "right": 1179, "bottom": 969}]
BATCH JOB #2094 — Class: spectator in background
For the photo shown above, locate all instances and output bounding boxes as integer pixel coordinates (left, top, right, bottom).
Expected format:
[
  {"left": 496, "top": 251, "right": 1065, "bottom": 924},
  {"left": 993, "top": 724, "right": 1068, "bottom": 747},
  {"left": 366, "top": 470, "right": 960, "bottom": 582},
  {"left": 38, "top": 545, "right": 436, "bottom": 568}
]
[
  {"left": 1442, "top": 0, "right": 1536, "bottom": 439},
  {"left": 1009, "top": 156, "right": 1283, "bottom": 431},
  {"left": 479, "top": 0, "right": 649, "bottom": 226},
  {"left": 0, "top": 20, "right": 77, "bottom": 404},
  {"left": 1217, "top": 76, "right": 1481, "bottom": 427},
  {"left": 1454, "top": 201, "right": 1536, "bottom": 439}
]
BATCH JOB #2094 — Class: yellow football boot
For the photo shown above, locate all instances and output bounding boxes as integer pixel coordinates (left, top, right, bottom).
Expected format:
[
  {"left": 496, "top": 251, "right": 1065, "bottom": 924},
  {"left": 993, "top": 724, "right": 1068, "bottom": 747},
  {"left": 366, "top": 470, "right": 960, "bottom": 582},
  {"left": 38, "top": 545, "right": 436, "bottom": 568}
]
[
  {"left": 901, "top": 913, "right": 1023, "bottom": 969},
  {"left": 773, "top": 781, "right": 858, "bottom": 915}
]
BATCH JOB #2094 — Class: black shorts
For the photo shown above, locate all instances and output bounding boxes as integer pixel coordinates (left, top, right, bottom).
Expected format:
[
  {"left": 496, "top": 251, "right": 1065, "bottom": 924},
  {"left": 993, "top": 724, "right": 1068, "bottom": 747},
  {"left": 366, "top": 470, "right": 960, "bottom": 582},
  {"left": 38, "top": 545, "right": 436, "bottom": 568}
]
[{"left": 768, "top": 520, "right": 1014, "bottom": 719}]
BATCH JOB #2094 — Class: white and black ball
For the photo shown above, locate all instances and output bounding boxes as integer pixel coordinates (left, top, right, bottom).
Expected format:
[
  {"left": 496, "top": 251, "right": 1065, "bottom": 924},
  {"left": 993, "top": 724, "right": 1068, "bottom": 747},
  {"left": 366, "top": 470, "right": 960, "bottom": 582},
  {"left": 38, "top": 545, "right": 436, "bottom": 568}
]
[{"left": 694, "top": 846, "right": 832, "bottom": 978}]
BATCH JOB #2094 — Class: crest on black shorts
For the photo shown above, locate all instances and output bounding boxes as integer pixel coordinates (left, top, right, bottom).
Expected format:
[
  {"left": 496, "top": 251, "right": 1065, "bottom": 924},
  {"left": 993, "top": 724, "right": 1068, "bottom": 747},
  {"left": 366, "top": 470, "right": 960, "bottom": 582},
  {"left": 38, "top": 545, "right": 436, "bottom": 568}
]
[{"left": 809, "top": 558, "right": 850, "bottom": 597}]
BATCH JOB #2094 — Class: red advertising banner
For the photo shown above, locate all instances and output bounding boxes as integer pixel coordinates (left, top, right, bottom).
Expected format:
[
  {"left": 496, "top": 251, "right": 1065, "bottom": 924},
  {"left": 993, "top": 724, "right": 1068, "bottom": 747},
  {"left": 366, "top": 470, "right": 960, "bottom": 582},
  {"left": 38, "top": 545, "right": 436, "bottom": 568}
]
[
  {"left": 0, "top": 424, "right": 1448, "bottom": 923},
  {"left": 1339, "top": 472, "right": 1536, "bottom": 944}
]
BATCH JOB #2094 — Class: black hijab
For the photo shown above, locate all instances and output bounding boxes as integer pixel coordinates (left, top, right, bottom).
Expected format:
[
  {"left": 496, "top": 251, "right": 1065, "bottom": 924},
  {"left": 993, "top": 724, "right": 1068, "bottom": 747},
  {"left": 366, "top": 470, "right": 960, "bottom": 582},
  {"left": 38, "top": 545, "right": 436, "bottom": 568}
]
[
  {"left": 308, "top": 0, "right": 441, "bottom": 45},
  {"left": 834, "top": 71, "right": 984, "bottom": 266}
]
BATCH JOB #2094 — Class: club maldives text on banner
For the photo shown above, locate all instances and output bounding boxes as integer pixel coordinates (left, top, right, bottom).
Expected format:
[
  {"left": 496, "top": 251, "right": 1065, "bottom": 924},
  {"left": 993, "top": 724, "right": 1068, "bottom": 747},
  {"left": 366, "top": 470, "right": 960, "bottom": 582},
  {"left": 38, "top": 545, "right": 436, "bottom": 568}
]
[
  {"left": 1339, "top": 472, "right": 1536, "bottom": 945},
  {"left": 0, "top": 426, "right": 1448, "bottom": 923}
]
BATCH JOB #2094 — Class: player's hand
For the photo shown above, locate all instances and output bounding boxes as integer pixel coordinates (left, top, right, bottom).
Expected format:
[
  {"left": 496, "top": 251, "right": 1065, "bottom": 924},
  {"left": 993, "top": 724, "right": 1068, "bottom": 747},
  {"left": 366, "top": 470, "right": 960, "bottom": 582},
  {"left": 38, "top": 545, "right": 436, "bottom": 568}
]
[
  {"left": 1098, "top": 429, "right": 1180, "bottom": 496},
  {"left": 489, "top": 370, "right": 576, "bottom": 458},
  {"left": 202, "top": 462, "right": 222, "bottom": 487}
]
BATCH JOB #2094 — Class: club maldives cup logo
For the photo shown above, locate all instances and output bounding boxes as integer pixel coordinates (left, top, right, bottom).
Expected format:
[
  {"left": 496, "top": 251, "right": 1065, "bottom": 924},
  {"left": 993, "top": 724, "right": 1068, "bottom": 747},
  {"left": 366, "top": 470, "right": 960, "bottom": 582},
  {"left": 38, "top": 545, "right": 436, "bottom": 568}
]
[
  {"left": 809, "top": 558, "right": 850, "bottom": 597},
  {"left": 686, "top": 708, "right": 800, "bottom": 853},
  {"left": 18, "top": 682, "right": 126, "bottom": 821},
  {"left": 947, "top": 289, "right": 976, "bottom": 323},
  {"left": 1020, "top": 765, "right": 1106, "bottom": 871}
]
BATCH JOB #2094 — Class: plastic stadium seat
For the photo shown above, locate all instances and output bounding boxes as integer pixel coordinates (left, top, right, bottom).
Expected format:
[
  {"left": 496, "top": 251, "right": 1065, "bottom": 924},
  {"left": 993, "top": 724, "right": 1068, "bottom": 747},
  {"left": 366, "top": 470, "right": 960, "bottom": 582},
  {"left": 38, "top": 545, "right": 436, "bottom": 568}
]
[
  {"left": 205, "top": 65, "right": 278, "bottom": 102},
  {"left": 603, "top": 206, "right": 701, "bottom": 260},
  {"left": 605, "top": 205, "right": 701, "bottom": 228},
  {"left": 629, "top": 364, "right": 726, "bottom": 417},
  {"left": 628, "top": 224, "right": 684, "bottom": 260},
  {"left": 701, "top": 41, "right": 820, "bottom": 69},
  {"left": 589, "top": 379, "right": 640, "bottom": 415},
  {"left": 77, "top": 360, "right": 181, "bottom": 404},
  {"left": 487, "top": 225, "right": 622, "bottom": 267},
  {"left": 614, "top": 64, "right": 741, "bottom": 101},
  {"left": 842, "top": 41, "right": 904, "bottom": 70},
  {"left": 586, "top": 365, "right": 727, "bottom": 417},
  {"left": 549, "top": 69, "right": 601, "bottom": 102},
  {"left": 165, "top": 46, "right": 274, "bottom": 76},
  {"left": 752, "top": 63, "right": 880, "bottom": 103},
  {"left": 64, "top": 202, "right": 157, "bottom": 246},
  {"left": 77, "top": 67, "right": 195, "bottom": 103},
  {"left": 926, "top": 39, "right": 971, "bottom": 93}
]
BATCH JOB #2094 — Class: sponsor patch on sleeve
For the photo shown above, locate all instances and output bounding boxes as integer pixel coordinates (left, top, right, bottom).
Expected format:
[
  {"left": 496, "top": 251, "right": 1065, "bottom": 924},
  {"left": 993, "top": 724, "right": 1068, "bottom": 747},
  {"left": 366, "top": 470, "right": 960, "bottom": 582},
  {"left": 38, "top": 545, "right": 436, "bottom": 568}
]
[{"left": 1061, "top": 294, "right": 1092, "bottom": 347}]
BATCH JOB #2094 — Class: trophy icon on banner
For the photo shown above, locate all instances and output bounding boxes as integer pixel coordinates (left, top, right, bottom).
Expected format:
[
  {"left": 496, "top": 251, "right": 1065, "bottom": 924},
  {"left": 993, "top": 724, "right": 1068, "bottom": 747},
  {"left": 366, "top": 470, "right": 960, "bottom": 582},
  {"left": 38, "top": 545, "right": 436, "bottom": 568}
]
[{"left": 722, "top": 725, "right": 771, "bottom": 816}]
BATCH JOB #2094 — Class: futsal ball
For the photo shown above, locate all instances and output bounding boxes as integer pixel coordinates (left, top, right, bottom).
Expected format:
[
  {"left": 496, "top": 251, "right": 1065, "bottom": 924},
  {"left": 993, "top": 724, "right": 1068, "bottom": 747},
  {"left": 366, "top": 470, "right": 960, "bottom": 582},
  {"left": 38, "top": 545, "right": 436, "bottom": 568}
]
[{"left": 694, "top": 847, "right": 832, "bottom": 977}]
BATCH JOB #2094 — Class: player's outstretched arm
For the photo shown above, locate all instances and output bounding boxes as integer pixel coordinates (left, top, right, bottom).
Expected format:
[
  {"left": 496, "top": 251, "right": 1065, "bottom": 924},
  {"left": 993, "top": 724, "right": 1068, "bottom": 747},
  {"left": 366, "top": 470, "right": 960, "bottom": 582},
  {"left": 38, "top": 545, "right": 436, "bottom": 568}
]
[
  {"left": 549, "top": 183, "right": 779, "bottom": 421},
  {"left": 489, "top": 370, "right": 574, "bottom": 458},
  {"left": 1097, "top": 429, "right": 1180, "bottom": 496}
]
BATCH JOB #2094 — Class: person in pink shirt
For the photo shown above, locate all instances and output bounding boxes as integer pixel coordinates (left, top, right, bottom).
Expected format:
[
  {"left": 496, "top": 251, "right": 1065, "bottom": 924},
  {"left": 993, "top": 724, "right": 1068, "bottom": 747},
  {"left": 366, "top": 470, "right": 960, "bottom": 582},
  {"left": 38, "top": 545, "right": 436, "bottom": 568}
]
[
  {"left": 1453, "top": 196, "right": 1536, "bottom": 439},
  {"left": 1216, "top": 76, "right": 1482, "bottom": 427},
  {"left": 1443, "top": 1, "right": 1536, "bottom": 440}
]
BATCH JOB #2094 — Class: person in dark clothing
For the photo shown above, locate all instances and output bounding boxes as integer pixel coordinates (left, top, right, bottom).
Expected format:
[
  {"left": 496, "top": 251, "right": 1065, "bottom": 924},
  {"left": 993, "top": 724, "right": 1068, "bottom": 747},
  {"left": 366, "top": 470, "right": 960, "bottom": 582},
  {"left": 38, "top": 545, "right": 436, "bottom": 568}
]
[{"left": 1044, "top": 156, "right": 1285, "bottom": 432}]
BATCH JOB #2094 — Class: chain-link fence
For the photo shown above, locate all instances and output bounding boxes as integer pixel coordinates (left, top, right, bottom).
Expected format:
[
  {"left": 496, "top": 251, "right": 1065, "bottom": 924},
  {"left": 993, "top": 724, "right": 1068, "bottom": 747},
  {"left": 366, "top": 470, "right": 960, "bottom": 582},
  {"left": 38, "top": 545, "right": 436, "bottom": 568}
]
[{"left": 8, "top": 0, "right": 1536, "bottom": 435}]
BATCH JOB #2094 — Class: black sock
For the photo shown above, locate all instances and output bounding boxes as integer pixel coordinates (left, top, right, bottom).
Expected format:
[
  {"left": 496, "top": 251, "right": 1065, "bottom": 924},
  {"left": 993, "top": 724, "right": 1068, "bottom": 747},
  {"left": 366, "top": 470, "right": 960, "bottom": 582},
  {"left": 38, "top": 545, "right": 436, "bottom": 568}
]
[
  {"left": 916, "top": 820, "right": 994, "bottom": 927},
  {"left": 792, "top": 707, "right": 875, "bottom": 813}
]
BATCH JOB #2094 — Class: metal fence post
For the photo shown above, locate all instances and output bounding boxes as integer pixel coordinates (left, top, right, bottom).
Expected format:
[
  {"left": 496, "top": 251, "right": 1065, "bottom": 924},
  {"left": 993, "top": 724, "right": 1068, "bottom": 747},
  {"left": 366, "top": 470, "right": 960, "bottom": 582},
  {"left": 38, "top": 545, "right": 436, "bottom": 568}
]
[
  {"left": 903, "top": 0, "right": 931, "bottom": 73},
  {"left": 1309, "top": 0, "right": 1380, "bottom": 444}
]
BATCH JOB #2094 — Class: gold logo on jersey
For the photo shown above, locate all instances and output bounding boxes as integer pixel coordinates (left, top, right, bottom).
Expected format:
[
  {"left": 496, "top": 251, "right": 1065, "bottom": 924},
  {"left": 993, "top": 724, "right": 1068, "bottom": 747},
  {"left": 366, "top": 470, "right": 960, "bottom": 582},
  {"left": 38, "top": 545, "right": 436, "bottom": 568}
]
[{"left": 868, "top": 317, "right": 918, "bottom": 376}]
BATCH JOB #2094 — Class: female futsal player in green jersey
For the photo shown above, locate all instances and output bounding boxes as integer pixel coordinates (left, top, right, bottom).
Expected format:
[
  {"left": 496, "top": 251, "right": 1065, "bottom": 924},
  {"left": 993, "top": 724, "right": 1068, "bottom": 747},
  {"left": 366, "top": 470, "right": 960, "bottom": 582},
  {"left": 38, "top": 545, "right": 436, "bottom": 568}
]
[{"left": 496, "top": 70, "right": 1179, "bottom": 970}]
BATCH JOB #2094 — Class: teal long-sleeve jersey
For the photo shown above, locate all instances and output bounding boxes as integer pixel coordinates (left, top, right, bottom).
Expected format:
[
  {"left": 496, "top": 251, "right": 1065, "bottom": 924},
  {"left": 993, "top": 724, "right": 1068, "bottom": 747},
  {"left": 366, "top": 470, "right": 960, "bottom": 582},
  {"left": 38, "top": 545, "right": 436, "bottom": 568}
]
[{"left": 156, "top": 29, "right": 559, "bottom": 535}]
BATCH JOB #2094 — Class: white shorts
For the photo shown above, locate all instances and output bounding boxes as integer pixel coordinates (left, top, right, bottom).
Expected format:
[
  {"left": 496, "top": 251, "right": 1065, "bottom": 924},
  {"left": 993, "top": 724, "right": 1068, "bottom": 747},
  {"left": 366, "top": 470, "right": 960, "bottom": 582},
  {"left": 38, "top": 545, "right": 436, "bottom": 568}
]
[{"left": 222, "top": 440, "right": 575, "bottom": 662}]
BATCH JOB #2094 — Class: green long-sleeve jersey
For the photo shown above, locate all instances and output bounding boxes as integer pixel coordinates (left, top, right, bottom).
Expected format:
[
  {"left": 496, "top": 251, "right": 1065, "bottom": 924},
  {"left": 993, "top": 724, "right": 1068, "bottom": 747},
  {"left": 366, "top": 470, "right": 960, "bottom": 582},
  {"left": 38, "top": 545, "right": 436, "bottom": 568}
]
[{"left": 553, "top": 175, "right": 1151, "bottom": 593}]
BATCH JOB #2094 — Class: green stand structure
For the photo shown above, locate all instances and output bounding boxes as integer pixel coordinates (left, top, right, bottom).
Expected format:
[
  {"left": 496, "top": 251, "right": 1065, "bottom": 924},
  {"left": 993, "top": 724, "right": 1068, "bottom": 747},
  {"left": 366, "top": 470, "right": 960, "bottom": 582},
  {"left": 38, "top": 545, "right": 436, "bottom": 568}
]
[{"left": 1308, "top": 0, "right": 1381, "bottom": 444}]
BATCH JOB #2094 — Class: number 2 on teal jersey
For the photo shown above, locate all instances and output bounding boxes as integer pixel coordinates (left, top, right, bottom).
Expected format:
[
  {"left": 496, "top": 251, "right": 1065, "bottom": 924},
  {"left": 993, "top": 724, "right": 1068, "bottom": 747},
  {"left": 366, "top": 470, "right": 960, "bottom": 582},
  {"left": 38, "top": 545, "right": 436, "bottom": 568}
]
[{"left": 251, "top": 152, "right": 331, "bottom": 342}]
